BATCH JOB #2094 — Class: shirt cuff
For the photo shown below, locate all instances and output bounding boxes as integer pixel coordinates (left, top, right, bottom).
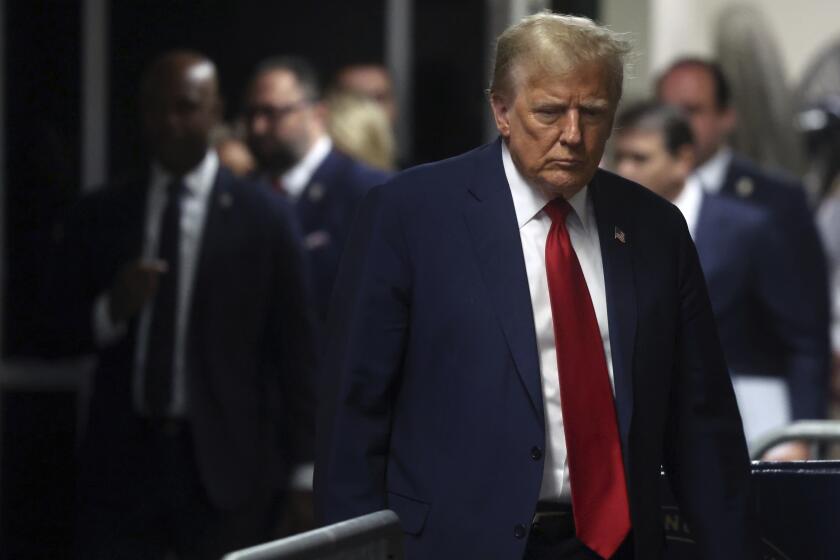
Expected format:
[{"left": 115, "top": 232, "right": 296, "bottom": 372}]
[
  {"left": 289, "top": 463, "right": 314, "bottom": 491},
  {"left": 92, "top": 292, "right": 127, "bottom": 347}
]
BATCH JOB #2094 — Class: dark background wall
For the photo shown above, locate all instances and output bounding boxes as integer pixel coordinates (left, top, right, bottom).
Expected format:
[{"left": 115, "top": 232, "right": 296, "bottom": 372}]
[
  {"left": 5, "top": 1, "right": 81, "bottom": 357},
  {"left": 2, "top": 3, "right": 82, "bottom": 550}
]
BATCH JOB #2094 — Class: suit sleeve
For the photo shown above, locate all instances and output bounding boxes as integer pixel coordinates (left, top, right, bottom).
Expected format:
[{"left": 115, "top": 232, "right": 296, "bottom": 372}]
[
  {"left": 763, "top": 186, "right": 831, "bottom": 420},
  {"left": 314, "top": 184, "right": 411, "bottom": 524},
  {"left": 751, "top": 206, "right": 829, "bottom": 420},
  {"left": 664, "top": 210, "right": 759, "bottom": 559}
]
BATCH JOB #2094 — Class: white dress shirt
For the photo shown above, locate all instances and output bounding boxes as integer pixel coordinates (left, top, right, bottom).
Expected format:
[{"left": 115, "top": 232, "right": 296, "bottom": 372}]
[
  {"left": 502, "top": 142, "right": 616, "bottom": 502},
  {"left": 691, "top": 146, "right": 732, "bottom": 195},
  {"left": 672, "top": 177, "right": 704, "bottom": 238},
  {"left": 93, "top": 150, "right": 218, "bottom": 416},
  {"left": 280, "top": 135, "right": 332, "bottom": 199}
]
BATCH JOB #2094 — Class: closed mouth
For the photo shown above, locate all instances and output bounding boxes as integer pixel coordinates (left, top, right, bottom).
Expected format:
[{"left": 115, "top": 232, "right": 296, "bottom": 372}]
[{"left": 550, "top": 159, "right": 583, "bottom": 168}]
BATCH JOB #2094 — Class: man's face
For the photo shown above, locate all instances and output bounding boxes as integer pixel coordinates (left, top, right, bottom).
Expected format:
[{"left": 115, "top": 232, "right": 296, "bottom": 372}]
[
  {"left": 337, "top": 65, "right": 397, "bottom": 124},
  {"left": 613, "top": 129, "right": 691, "bottom": 200},
  {"left": 245, "top": 69, "right": 322, "bottom": 174},
  {"left": 142, "top": 62, "right": 219, "bottom": 176},
  {"left": 491, "top": 61, "right": 617, "bottom": 199},
  {"left": 657, "top": 65, "right": 734, "bottom": 166}
]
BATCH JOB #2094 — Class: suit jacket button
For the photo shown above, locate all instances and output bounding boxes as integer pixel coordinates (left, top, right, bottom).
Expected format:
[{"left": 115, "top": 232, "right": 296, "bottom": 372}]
[
  {"left": 531, "top": 446, "right": 543, "bottom": 460},
  {"left": 514, "top": 524, "right": 527, "bottom": 539}
]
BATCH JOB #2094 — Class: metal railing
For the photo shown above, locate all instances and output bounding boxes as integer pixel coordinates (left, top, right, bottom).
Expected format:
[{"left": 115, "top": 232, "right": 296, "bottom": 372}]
[
  {"left": 750, "top": 420, "right": 840, "bottom": 460},
  {"left": 222, "top": 510, "right": 403, "bottom": 560}
]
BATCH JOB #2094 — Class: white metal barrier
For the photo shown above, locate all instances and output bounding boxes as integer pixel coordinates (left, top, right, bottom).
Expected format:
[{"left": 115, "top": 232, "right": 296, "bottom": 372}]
[{"left": 222, "top": 510, "right": 403, "bottom": 560}]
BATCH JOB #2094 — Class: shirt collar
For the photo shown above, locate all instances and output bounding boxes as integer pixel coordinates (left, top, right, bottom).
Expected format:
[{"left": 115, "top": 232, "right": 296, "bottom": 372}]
[
  {"left": 150, "top": 149, "right": 219, "bottom": 199},
  {"left": 501, "top": 140, "right": 591, "bottom": 230},
  {"left": 281, "top": 135, "right": 332, "bottom": 198},
  {"left": 693, "top": 146, "right": 732, "bottom": 194},
  {"left": 672, "top": 176, "right": 704, "bottom": 237}
]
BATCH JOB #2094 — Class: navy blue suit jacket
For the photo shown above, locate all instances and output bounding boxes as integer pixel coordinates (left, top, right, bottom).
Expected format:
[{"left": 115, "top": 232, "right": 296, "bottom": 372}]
[
  {"left": 51, "top": 166, "right": 316, "bottom": 510},
  {"left": 291, "top": 148, "right": 390, "bottom": 322},
  {"left": 694, "top": 192, "right": 828, "bottom": 420},
  {"left": 316, "top": 140, "right": 755, "bottom": 559}
]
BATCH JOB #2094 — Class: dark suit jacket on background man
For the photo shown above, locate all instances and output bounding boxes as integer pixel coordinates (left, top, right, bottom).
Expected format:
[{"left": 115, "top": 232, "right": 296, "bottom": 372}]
[
  {"left": 694, "top": 189, "right": 828, "bottom": 422},
  {"left": 277, "top": 144, "right": 388, "bottom": 322},
  {"left": 54, "top": 164, "right": 315, "bottom": 510},
  {"left": 656, "top": 59, "right": 831, "bottom": 430}
]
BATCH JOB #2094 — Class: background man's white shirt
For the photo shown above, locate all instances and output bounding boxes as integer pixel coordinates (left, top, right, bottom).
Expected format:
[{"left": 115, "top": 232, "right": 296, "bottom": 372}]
[{"left": 93, "top": 150, "right": 218, "bottom": 416}]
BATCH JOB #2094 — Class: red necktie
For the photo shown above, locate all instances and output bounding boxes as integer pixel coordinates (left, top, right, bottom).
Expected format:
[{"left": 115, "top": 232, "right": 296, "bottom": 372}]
[{"left": 544, "top": 197, "right": 630, "bottom": 558}]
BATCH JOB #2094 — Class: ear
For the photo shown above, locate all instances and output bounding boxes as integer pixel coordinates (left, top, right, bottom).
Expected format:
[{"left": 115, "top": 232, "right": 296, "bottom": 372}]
[
  {"left": 312, "top": 100, "right": 328, "bottom": 123},
  {"left": 490, "top": 92, "right": 513, "bottom": 138},
  {"left": 720, "top": 105, "right": 737, "bottom": 136}
]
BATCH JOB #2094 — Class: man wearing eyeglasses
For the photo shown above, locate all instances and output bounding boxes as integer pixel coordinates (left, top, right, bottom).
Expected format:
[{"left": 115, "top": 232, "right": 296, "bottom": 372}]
[{"left": 244, "top": 56, "right": 390, "bottom": 325}]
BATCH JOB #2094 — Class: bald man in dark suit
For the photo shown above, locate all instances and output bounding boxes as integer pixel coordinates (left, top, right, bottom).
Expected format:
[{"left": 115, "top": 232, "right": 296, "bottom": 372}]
[{"left": 51, "top": 51, "right": 315, "bottom": 559}]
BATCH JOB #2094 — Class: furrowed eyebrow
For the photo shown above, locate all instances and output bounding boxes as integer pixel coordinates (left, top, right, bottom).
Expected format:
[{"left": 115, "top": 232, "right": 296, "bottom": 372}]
[
  {"left": 533, "top": 101, "right": 566, "bottom": 110},
  {"left": 581, "top": 100, "right": 610, "bottom": 111}
]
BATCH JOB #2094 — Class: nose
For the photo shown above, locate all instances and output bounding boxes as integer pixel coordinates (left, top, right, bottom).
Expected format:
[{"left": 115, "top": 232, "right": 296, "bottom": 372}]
[
  {"left": 164, "top": 110, "right": 181, "bottom": 131},
  {"left": 153, "top": 109, "right": 182, "bottom": 140},
  {"left": 250, "top": 113, "right": 269, "bottom": 136},
  {"left": 559, "top": 109, "right": 582, "bottom": 146}
]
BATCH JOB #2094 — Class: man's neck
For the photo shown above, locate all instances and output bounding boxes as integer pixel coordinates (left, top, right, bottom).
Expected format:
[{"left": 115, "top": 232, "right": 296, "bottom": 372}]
[{"left": 660, "top": 180, "right": 685, "bottom": 203}]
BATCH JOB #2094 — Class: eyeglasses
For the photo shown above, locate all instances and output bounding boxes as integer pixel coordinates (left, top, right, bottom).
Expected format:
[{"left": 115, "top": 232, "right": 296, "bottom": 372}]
[{"left": 245, "top": 99, "right": 312, "bottom": 122}]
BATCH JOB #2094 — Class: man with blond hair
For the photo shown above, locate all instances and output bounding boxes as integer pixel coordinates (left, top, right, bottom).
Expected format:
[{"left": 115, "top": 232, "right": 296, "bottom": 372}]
[{"left": 316, "top": 13, "right": 755, "bottom": 559}]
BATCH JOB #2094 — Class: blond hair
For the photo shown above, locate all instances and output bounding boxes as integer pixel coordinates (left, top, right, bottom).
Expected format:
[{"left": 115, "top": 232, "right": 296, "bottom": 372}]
[
  {"left": 327, "top": 92, "right": 396, "bottom": 171},
  {"left": 490, "top": 12, "right": 631, "bottom": 101}
]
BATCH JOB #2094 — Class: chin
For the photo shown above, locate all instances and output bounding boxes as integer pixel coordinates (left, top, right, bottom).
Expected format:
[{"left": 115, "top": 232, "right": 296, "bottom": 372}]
[{"left": 538, "top": 172, "right": 588, "bottom": 198}]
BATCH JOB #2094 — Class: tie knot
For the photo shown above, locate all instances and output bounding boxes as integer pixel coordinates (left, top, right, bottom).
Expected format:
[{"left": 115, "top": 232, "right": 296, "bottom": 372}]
[{"left": 544, "top": 197, "right": 572, "bottom": 224}]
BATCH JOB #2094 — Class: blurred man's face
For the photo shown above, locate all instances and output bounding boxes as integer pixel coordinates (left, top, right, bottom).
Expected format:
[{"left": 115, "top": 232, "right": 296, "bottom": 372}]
[
  {"left": 142, "top": 60, "right": 219, "bottom": 176},
  {"left": 491, "top": 60, "right": 617, "bottom": 199},
  {"left": 336, "top": 65, "right": 396, "bottom": 124},
  {"left": 613, "top": 129, "right": 692, "bottom": 201},
  {"left": 657, "top": 65, "right": 735, "bottom": 167},
  {"left": 245, "top": 69, "right": 323, "bottom": 174}
]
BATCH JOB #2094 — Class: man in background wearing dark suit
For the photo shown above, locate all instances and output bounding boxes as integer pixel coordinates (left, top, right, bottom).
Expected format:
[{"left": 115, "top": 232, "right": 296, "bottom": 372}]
[
  {"left": 613, "top": 101, "right": 828, "bottom": 457},
  {"left": 316, "top": 13, "right": 755, "bottom": 560},
  {"left": 657, "top": 59, "right": 831, "bottom": 460},
  {"left": 244, "top": 56, "right": 390, "bottom": 324},
  {"left": 52, "top": 51, "right": 315, "bottom": 559}
]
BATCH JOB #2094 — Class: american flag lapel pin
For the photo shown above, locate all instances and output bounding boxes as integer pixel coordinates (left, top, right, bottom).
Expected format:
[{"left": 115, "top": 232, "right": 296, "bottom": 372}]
[{"left": 614, "top": 226, "right": 626, "bottom": 244}]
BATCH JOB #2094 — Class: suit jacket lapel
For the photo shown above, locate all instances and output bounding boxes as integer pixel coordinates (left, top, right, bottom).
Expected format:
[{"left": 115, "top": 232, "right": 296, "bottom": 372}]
[
  {"left": 693, "top": 192, "right": 716, "bottom": 263},
  {"left": 296, "top": 149, "right": 338, "bottom": 220},
  {"left": 463, "top": 140, "right": 544, "bottom": 421},
  {"left": 191, "top": 167, "right": 235, "bottom": 318},
  {"left": 590, "top": 171, "right": 636, "bottom": 451}
]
